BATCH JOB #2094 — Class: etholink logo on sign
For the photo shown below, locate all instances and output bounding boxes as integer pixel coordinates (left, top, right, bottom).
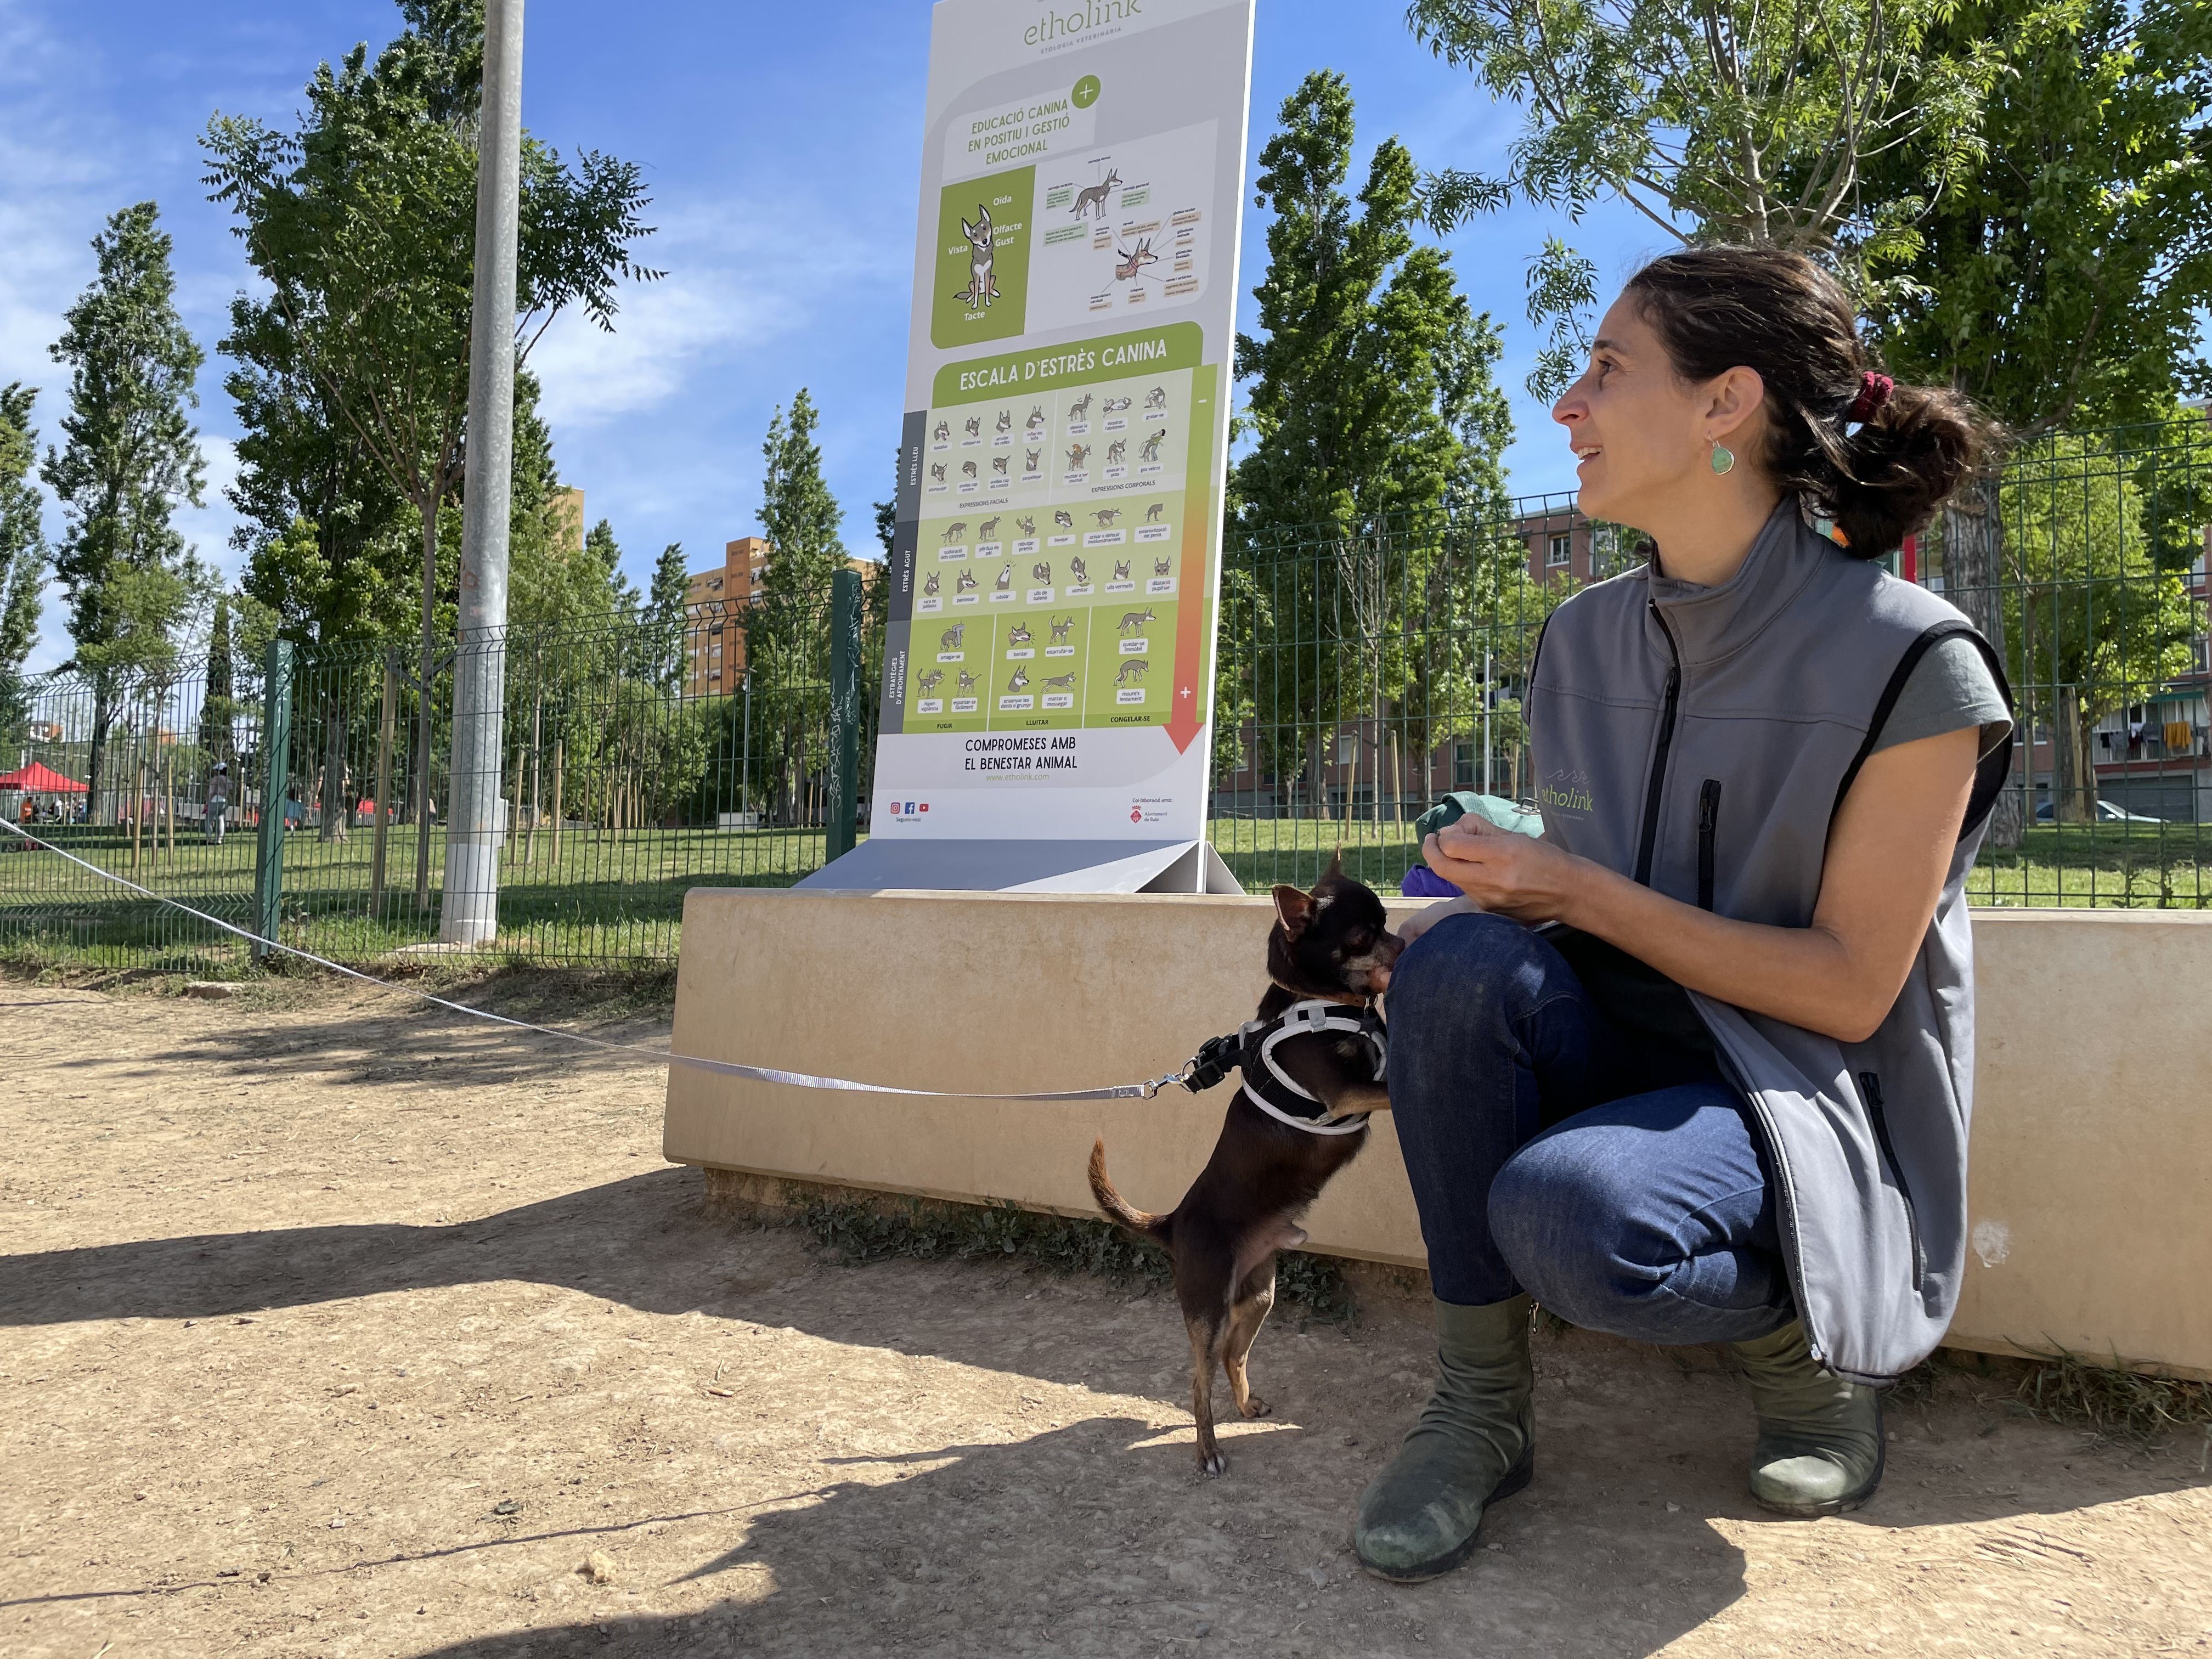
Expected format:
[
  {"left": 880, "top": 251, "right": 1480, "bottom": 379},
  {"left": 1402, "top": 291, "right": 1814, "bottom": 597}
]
[
  {"left": 1539, "top": 770, "right": 1594, "bottom": 815},
  {"left": 1024, "top": 0, "right": 1143, "bottom": 46}
]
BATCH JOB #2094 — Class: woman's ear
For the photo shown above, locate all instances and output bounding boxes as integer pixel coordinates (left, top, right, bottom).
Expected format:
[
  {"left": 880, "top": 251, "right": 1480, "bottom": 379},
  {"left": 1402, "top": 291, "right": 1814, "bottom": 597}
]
[{"left": 1706, "top": 364, "right": 1768, "bottom": 444}]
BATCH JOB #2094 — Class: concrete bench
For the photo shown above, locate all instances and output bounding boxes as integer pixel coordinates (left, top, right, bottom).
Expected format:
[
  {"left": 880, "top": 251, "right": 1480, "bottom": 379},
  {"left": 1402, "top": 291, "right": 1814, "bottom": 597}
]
[{"left": 665, "top": 891, "right": 2212, "bottom": 1380}]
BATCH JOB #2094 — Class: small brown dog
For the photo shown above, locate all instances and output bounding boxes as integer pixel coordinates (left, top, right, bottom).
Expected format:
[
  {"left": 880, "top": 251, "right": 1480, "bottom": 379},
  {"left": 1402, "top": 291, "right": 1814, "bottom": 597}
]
[{"left": 1089, "top": 857, "right": 1404, "bottom": 1474}]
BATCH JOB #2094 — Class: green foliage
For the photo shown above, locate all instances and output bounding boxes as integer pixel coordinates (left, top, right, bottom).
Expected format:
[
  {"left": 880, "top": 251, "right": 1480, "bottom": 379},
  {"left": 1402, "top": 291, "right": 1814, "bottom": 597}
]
[
  {"left": 203, "top": 0, "right": 660, "bottom": 647},
  {"left": 743, "top": 390, "right": 849, "bottom": 824},
  {"left": 41, "top": 202, "right": 209, "bottom": 689},
  {"left": 1859, "top": 0, "right": 2212, "bottom": 433},
  {"left": 196, "top": 595, "right": 239, "bottom": 762},
  {"left": 0, "top": 383, "right": 47, "bottom": 750},
  {"left": 1409, "top": 0, "right": 1998, "bottom": 253},
  {"left": 644, "top": 542, "right": 691, "bottom": 697},
  {"left": 1227, "top": 71, "right": 1520, "bottom": 809},
  {"left": 40, "top": 203, "right": 210, "bottom": 820}
]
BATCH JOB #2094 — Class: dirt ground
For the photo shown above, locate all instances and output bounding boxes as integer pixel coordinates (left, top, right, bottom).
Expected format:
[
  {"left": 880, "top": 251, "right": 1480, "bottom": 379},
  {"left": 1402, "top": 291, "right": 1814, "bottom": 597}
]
[{"left": 3, "top": 975, "right": 2209, "bottom": 1658}]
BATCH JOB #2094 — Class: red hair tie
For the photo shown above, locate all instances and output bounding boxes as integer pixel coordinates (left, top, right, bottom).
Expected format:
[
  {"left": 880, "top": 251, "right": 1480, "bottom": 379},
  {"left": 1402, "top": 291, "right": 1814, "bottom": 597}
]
[{"left": 1847, "top": 371, "right": 1894, "bottom": 424}]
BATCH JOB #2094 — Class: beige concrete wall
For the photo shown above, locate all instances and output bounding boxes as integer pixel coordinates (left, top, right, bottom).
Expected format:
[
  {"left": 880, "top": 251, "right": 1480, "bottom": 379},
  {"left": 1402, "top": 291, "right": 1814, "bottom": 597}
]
[{"left": 665, "top": 891, "right": 2212, "bottom": 1379}]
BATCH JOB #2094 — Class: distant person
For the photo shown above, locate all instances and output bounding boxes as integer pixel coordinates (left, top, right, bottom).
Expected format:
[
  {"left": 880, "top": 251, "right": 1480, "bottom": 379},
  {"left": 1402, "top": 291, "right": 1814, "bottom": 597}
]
[
  {"left": 205, "top": 761, "right": 232, "bottom": 844},
  {"left": 284, "top": 787, "right": 306, "bottom": 831}
]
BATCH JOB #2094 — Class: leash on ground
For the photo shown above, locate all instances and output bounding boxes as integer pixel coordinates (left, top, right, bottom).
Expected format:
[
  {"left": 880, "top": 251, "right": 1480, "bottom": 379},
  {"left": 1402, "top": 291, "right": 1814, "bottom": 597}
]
[{"left": 0, "top": 815, "right": 1220, "bottom": 1102}]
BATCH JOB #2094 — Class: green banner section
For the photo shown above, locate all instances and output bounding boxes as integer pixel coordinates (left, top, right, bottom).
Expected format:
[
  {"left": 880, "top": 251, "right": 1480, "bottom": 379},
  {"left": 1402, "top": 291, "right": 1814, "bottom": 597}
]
[{"left": 932, "top": 321, "right": 1205, "bottom": 408}]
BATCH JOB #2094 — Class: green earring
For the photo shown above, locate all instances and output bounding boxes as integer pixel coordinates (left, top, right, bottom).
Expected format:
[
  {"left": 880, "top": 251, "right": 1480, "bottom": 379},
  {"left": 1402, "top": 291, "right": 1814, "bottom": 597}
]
[{"left": 1711, "top": 441, "right": 1735, "bottom": 476}]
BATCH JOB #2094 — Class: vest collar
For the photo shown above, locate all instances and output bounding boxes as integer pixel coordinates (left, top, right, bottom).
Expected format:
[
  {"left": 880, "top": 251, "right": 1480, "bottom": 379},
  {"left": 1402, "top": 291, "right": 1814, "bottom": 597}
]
[{"left": 1641, "top": 496, "right": 1831, "bottom": 671}]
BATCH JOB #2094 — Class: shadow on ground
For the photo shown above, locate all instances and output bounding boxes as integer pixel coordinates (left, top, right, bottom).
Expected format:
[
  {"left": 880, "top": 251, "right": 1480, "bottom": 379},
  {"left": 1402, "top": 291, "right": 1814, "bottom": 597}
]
[{"left": 399, "top": 1415, "right": 1750, "bottom": 1659}]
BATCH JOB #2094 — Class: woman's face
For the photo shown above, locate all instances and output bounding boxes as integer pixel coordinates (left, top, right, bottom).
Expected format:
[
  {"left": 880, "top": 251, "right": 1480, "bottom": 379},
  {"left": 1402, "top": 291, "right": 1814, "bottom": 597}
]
[{"left": 1550, "top": 294, "right": 1758, "bottom": 529}]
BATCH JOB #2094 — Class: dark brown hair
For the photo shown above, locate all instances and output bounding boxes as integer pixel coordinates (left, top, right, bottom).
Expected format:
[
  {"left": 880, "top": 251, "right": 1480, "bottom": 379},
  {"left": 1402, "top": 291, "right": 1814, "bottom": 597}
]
[{"left": 1624, "top": 247, "right": 1989, "bottom": 558}]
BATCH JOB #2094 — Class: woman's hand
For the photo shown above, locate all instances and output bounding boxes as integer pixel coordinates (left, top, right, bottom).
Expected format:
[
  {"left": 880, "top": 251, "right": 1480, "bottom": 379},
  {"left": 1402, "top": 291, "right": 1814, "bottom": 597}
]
[{"left": 1423, "top": 816, "right": 1587, "bottom": 924}]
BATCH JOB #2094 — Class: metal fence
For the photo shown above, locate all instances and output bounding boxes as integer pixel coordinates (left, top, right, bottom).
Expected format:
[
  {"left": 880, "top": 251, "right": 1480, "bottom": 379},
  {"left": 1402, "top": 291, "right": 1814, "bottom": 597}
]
[
  {"left": 1210, "top": 419, "right": 2212, "bottom": 905},
  {"left": 1, "top": 576, "right": 868, "bottom": 969},
  {"left": 4, "top": 421, "right": 2206, "bottom": 970}
]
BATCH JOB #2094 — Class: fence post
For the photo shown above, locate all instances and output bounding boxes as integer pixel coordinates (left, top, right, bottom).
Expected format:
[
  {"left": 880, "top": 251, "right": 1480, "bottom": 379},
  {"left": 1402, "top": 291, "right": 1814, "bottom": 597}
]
[
  {"left": 252, "top": 638, "right": 295, "bottom": 962},
  {"left": 826, "top": 568, "right": 862, "bottom": 862},
  {"left": 370, "top": 650, "right": 396, "bottom": 918}
]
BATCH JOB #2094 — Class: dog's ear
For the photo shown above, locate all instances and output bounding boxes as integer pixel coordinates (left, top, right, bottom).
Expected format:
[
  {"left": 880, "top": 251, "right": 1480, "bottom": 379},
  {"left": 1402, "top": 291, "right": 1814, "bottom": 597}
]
[
  {"left": 1323, "top": 847, "right": 1343, "bottom": 883},
  {"left": 1272, "top": 884, "right": 1316, "bottom": 939}
]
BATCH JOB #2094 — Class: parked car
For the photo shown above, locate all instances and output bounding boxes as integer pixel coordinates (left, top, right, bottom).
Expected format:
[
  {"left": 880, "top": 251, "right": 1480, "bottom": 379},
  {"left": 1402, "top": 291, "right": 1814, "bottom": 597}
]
[{"left": 2034, "top": 799, "right": 2166, "bottom": 824}]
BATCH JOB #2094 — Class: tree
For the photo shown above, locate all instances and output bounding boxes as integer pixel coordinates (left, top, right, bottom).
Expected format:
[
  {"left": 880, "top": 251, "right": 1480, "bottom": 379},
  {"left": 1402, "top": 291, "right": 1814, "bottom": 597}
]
[
  {"left": 2001, "top": 430, "right": 2204, "bottom": 821},
  {"left": 196, "top": 594, "right": 238, "bottom": 763},
  {"left": 1863, "top": 0, "right": 2211, "bottom": 436},
  {"left": 41, "top": 203, "right": 208, "bottom": 822},
  {"left": 644, "top": 542, "right": 690, "bottom": 698},
  {"left": 205, "top": 0, "right": 660, "bottom": 887},
  {"left": 1230, "top": 70, "right": 1517, "bottom": 817},
  {"left": 0, "top": 385, "right": 47, "bottom": 757},
  {"left": 744, "top": 391, "right": 847, "bottom": 824},
  {"left": 1408, "top": 0, "right": 2000, "bottom": 396},
  {"left": 1851, "top": 0, "right": 2212, "bottom": 841}
]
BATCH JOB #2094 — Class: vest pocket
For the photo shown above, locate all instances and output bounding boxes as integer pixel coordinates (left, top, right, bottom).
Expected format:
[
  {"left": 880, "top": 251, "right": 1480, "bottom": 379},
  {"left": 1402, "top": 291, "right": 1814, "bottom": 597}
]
[
  {"left": 1696, "top": 778, "right": 1722, "bottom": 911},
  {"left": 1860, "top": 1070, "right": 1926, "bottom": 1290}
]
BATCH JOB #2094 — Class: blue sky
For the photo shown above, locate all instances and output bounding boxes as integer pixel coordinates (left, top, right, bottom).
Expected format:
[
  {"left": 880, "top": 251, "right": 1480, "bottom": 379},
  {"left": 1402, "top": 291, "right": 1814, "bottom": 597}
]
[{"left": 1, "top": 0, "right": 1668, "bottom": 671}]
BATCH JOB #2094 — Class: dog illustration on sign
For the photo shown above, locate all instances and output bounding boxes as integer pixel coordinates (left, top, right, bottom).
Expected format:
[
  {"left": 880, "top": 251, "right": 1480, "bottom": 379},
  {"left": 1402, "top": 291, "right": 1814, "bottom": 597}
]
[
  {"left": 955, "top": 568, "right": 979, "bottom": 594},
  {"left": 1041, "top": 671, "right": 1077, "bottom": 691},
  {"left": 1113, "top": 238, "right": 1158, "bottom": 283},
  {"left": 1070, "top": 168, "right": 1121, "bottom": 221},
  {"left": 917, "top": 669, "right": 944, "bottom": 695},
  {"left": 1093, "top": 508, "right": 1121, "bottom": 527},
  {"left": 953, "top": 205, "right": 999, "bottom": 310},
  {"left": 923, "top": 571, "right": 940, "bottom": 597},
  {"left": 964, "top": 415, "right": 982, "bottom": 439},
  {"left": 939, "top": 624, "right": 966, "bottom": 651},
  {"left": 1119, "top": 607, "right": 1155, "bottom": 635},
  {"left": 1016, "top": 515, "right": 1036, "bottom": 537},
  {"left": 1032, "top": 561, "right": 1053, "bottom": 585},
  {"left": 1068, "top": 554, "right": 1089, "bottom": 584},
  {"left": 1145, "top": 502, "right": 1164, "bottom": 523},
  {"left": 979, "top": 517, "right": 1000, "bottom": 540},
  {"left": 1143, "top": 386, "right": 1167, "bottom": 413},
  {"left": 1114, "top": 657, "right": 1150, "bottom": 686},
  {"left": 1065, "top": 443, "right": 1090, "bottom": 470},
  {"left": 1006, "top": 664, "right": 1031, "bottom": 693},
  {"left": 1006, "top": 622, "right": 1034, "bottom": 647},
  {"left": 941, "top": 522, "right": 967, "bottom": 542},
  {"left": 1048, "top": 616, "right": 1074, "bottom": 646},
  {"left": 1140, "top": 429, "right": 1166, "bottom": 462}
]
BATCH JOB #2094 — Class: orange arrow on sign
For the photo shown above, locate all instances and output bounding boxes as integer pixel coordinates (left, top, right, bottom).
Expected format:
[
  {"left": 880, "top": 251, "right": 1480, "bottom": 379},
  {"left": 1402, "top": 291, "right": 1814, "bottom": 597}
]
[{"left": 1163, "top": 510, "right": 1207, "bottom": 754}]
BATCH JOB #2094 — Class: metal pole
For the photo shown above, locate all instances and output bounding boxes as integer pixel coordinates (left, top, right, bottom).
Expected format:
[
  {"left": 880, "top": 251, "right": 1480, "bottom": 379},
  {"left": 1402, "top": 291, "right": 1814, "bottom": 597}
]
[
  {"left": 740, "top": 670, "right": 752, "bottom": 816},
  {"left": 442, "top": 0, "right": 525, "bottom": 944},
  {"left": 252, "top": 639, "right": 295, "bottom": 962},
  {"left": 370, "top": 651, "right": 396, "bottom": 918},
  {"left": 1481, "top": 645, "right": 1492, "bottom": 796}
]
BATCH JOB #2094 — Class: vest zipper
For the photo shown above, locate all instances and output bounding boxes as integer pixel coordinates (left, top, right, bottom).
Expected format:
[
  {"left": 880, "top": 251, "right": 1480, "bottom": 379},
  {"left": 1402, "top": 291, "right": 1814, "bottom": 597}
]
[
  {"left": 1632, "top": 605, "right": 1683, "bottom": 886},
  {"left": 1860, "top": 1071, "right": 1925, "bottom": 1290},
  {"left": 1696, "top": 779, "right": 1722, "bottom": 910}
]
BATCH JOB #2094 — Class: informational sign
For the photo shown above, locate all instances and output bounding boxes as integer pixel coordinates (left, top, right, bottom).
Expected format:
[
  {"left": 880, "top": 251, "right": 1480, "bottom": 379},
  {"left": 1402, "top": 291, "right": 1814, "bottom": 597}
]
[{"left": 805, "top": 0, "right": 1254, "bottom": 893}]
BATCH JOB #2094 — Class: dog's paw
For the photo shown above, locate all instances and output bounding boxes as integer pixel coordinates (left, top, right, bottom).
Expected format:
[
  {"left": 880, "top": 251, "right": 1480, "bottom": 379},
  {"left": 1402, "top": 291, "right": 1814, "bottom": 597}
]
[
  {"left": 1198, "top": 1449, "right": 1227, "bottom": 1477},
  {"left": 1239, "top": 1393, "right": 1272, "bottom": 1419}
]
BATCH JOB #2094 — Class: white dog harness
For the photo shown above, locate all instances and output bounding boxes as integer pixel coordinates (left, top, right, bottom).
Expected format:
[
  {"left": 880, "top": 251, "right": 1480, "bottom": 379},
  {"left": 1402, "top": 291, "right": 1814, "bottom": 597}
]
[{"left": 1224, "top": 998, "right": 1388, "bottom": 1137}]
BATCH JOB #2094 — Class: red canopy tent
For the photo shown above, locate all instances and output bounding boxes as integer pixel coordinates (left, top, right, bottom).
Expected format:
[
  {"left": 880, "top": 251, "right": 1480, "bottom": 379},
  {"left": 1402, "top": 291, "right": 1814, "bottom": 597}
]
[{"left": 0, "top": 761, "right": 89, "bottom": 793}]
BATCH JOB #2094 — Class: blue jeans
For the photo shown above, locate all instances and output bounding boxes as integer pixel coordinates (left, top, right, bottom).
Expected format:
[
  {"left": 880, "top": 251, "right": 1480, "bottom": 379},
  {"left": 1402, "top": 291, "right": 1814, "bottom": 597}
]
[{"left": 1387, "top": 911, "right": 1793, "bottom": 1344}]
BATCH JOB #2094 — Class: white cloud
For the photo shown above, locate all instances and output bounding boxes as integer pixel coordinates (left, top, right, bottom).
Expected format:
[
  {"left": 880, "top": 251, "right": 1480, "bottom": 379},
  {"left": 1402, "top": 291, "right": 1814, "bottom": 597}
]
[{"left": 527, "top": 190, "right": 891, "bottom": 432}]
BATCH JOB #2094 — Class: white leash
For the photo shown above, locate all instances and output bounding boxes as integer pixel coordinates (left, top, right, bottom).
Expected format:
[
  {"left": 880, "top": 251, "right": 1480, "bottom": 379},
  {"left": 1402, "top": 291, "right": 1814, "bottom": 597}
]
[{"left": 0, "top": 816, "right": 1197, "bottom": 1102}]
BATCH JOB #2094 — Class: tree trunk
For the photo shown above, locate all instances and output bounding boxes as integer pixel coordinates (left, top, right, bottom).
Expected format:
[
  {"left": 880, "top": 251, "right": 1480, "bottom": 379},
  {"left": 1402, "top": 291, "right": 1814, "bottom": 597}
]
[
  {"left": 414, "top": 492, "right": 441, "bottom": 911},
  {"left": 2053, "top": 685, "right": 2095, "bottom": 823},
  {"left": 319, "top": 698, "right": 348, "bottom": 843},
  {"left": 1941, "top": 478, "right": 2023, "bottom": 847},
  {"left": 87, "top": 688, "right": 114, "bottom": 827}
]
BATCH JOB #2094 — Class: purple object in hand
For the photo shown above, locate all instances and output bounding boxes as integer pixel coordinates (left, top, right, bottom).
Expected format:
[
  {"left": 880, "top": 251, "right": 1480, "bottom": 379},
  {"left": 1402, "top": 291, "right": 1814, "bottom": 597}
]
[{"left": 1400, "top": 865, "right": 1460, "bottom": 899}]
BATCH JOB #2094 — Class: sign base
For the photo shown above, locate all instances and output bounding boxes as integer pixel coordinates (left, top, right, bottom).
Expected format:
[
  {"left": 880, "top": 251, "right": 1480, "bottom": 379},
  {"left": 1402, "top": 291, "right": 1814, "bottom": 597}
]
[{"left": 794, "top": 837, "right": 1240, "bottom": 894}]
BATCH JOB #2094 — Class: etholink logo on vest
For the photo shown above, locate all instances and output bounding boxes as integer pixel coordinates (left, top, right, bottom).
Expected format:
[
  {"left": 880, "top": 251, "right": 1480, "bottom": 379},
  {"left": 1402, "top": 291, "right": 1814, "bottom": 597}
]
[
  {"left": 1539, "top": 770, "right": 1594, "bottom": 816},
  {"left": 1024, "top": 0, "right": 1143, "bottom": 46}
]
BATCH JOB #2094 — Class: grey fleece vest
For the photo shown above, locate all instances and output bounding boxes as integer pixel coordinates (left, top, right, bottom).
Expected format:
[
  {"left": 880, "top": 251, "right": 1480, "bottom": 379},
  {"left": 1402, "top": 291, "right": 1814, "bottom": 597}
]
[{"left": 1529, "top": 499, "right": 2013, "bottom": 1384}]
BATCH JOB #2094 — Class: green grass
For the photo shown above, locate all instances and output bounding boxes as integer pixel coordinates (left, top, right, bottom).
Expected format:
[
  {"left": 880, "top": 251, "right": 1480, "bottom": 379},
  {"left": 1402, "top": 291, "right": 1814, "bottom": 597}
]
[{"left": 5, "top": 811, "right": 2207, "bottom": 974}]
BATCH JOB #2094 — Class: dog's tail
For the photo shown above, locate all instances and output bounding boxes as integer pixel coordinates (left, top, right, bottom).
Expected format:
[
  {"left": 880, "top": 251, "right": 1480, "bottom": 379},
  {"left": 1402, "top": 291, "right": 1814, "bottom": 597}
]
[{"left": 1088, "top": 1137, "right": 1168, "bottom": 1243}]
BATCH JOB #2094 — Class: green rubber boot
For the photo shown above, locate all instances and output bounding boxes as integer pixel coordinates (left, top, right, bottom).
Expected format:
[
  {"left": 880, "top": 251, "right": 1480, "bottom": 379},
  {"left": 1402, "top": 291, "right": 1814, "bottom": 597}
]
[
  {"left": 1353, "top": 1295, "right": 1534, "bottom": 1582},
  {"left": 1729, "top": 1319, "right": 1884, "bottom": 1515}
]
